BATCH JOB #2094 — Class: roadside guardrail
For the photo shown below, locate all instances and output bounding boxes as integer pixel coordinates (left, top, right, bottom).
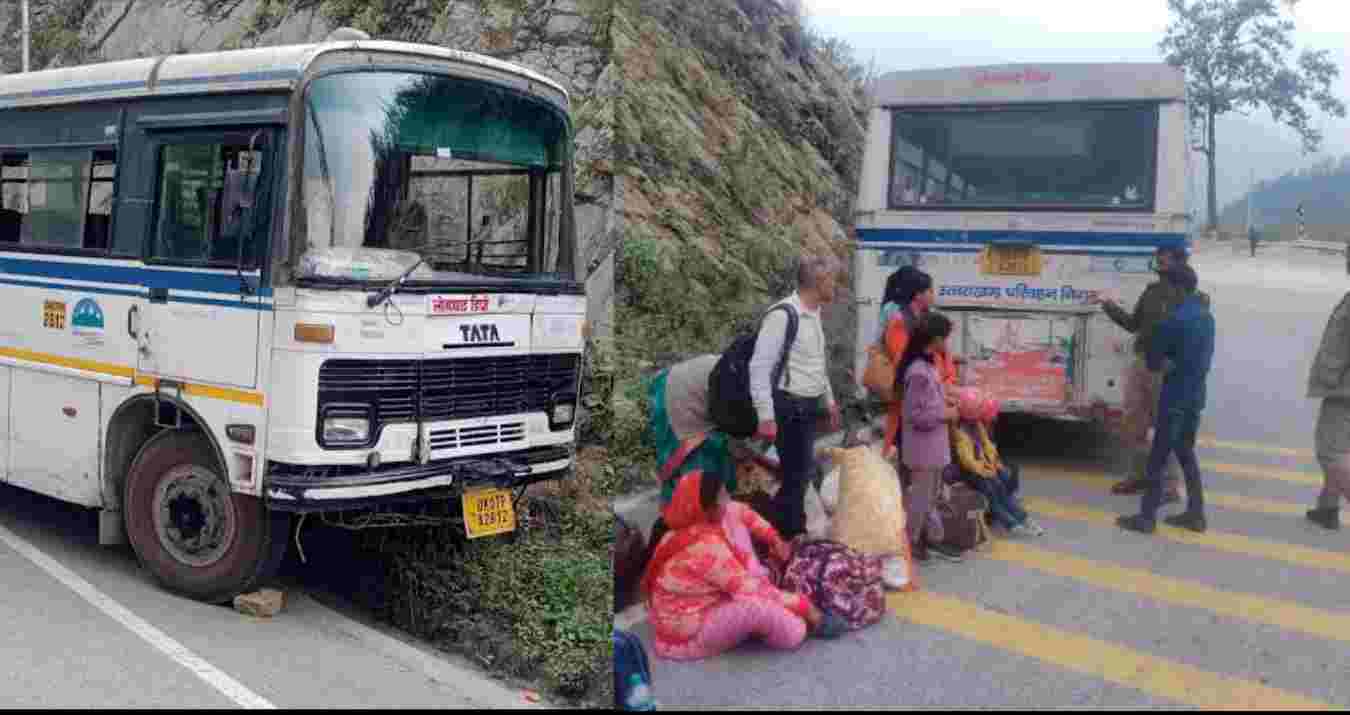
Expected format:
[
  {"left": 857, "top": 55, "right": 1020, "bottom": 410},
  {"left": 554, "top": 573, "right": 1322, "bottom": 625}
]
[{"left": 1290, "top": 239, "right": 1347, "bottom": 255}]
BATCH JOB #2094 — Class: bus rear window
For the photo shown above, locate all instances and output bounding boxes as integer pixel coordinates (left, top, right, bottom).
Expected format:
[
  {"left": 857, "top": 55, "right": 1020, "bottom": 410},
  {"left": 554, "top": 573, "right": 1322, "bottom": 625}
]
[{"left": 888, "top": 104, "right": 1158, "bottom": 211}]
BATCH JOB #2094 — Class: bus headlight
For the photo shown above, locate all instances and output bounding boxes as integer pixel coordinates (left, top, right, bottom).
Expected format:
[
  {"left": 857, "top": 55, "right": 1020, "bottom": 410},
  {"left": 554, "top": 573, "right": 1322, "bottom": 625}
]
[
  {"left": 320, "top": 405, "right": 373, "bottom": 447},
  {"left": 549, "top": 392, "right": 577, "bottom": 430}
]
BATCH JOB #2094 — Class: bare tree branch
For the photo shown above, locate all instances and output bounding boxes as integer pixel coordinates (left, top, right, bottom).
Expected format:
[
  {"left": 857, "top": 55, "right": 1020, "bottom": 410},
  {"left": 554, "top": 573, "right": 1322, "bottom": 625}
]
[{"left": 92, "top": 0, "right": 137, "bottom": 54}]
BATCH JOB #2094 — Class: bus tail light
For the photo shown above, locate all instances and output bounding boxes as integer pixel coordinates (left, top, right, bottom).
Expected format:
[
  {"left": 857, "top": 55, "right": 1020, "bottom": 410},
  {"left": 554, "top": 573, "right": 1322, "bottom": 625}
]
[{"left": 295, "top": 323, "right": 335, "bottom": 344}]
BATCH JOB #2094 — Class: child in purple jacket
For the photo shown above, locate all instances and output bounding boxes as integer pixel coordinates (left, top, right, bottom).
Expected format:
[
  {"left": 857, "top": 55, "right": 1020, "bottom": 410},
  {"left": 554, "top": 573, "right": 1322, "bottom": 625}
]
[{"left": 896, "top": 312, "right": 962, "bottom": 562}]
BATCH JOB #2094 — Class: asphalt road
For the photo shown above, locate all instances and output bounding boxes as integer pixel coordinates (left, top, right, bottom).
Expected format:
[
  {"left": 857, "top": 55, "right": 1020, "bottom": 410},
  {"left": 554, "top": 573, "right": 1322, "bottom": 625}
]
[
  {"left": 0, "top": 480, "right": 536, "bottom": 708},
  {"left": 617, "top": 239, "right": 1350, "bottom": 709}
]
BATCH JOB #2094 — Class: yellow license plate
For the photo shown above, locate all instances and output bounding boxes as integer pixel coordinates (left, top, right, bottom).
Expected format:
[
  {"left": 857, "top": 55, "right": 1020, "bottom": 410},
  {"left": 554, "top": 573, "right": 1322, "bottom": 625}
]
[
  {"left": 982, "top": 245, "right": 1043, "bottom": 276},
  {"left": 462, "top": 487, "right": 516, "bottom": 539}
]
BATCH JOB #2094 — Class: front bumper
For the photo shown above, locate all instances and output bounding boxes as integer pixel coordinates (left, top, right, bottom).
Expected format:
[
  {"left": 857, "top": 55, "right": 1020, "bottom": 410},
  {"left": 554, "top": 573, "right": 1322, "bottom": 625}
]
[{"left": 263, "top": 445, "right": 572, "bottom": 513}]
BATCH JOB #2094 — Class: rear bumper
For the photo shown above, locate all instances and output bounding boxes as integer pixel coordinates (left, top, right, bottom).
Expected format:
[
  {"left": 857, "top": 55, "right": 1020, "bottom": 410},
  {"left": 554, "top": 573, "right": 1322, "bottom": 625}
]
[{"left": 263, "top": 445, "right": 572, "bottom": 513}]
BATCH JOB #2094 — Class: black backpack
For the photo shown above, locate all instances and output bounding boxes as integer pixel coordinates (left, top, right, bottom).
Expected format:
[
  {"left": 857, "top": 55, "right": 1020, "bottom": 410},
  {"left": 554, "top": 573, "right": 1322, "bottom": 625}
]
[{"left": 707, "top": 303, "right": 799, "bottom": 439}]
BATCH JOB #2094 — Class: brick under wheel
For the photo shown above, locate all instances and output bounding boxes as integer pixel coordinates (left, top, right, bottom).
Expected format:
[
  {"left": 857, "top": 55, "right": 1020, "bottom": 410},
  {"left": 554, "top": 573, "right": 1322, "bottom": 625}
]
[{"left": 123, "top": 430, "right": 289, "bottom": 604}]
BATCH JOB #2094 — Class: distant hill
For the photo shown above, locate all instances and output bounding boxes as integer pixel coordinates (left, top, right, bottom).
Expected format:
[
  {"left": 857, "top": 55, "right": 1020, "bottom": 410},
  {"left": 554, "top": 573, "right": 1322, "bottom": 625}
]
[{"left": 1219, "top": 155, "right": 1350, "bottom": 242}]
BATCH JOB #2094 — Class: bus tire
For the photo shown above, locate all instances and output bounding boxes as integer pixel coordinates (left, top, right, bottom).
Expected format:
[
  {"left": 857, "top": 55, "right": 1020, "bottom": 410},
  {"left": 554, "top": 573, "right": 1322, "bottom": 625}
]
[{"left": 124, "top": 429, "right": 289, "bottom": 604}]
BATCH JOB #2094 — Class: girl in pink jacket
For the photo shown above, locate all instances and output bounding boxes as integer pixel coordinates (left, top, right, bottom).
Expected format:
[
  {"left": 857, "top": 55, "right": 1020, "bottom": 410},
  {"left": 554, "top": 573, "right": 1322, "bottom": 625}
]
[{"left": 896, "top": 312, "right": 962, "bottom": 562}]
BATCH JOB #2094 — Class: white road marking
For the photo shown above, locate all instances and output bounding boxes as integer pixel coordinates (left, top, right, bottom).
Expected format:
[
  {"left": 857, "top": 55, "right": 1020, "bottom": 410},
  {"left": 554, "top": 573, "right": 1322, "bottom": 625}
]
[{"left": 0, "top": 522, "right": 275, "bottom": 709}]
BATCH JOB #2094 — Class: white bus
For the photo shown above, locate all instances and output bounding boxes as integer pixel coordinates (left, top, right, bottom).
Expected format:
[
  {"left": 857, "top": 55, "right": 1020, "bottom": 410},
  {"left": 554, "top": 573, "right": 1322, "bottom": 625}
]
[
  {"left": 853, "top": 63, "right": 1190, "bottom": 424},
  {"left": 0, "top": 31, "right": 586, "bottom": 602}
]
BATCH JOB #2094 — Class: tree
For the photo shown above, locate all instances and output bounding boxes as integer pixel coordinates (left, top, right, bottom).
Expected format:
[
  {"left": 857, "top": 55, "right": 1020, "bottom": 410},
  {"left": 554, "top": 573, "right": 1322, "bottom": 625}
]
[{"left": 1160, "top": 0, "right": 1346, "bottom": 230}]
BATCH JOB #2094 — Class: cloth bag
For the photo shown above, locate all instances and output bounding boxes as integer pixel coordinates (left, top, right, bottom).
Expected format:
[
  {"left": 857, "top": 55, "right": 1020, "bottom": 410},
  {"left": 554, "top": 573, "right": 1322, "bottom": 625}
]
[
  {"left": 822, "top": 445, "right": 918, "bottom": 592},
  {"left": 861, "top": 344, "right": 897, "bottom": 402},
  {"left": 780, "top": 538, "right": 886, "bottom": 631}
]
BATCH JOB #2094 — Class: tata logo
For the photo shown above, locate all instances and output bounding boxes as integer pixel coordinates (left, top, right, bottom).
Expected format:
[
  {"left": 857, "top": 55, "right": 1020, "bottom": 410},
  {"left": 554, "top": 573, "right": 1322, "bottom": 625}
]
[{"left": 460, "top": 323, "right": 502, "bottom": 343}]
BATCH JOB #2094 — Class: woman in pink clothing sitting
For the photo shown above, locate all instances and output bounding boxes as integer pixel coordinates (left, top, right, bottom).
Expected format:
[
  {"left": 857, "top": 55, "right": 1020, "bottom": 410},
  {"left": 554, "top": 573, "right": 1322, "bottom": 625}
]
[{"left": 640, "top": 470, "right": 837, "bottom": 660}]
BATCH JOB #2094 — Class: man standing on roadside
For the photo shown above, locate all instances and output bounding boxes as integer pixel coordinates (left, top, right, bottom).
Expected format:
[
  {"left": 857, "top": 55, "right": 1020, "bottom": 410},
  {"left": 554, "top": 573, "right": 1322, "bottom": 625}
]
[
  {"left": 750, "top": 255, "right": 844, "bottom": 540},
  {"left": 1118, "top": 264, "right": 1216, "bottom": 534},
  {"left": 1094, "top": 245, "right": 1190, "bottom": 503},
  {"left": 1304, "top": 283, "right": 1350, "bottom": 532},
  {"left": 1249, "top": 225, "right": 1259, "bottom": 258}
]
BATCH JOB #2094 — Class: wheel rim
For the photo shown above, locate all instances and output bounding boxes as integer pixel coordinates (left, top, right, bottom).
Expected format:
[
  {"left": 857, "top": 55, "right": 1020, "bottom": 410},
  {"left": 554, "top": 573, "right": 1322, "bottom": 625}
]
[{"left": 151, "top": 464, "right": 237, "bottom": 568}]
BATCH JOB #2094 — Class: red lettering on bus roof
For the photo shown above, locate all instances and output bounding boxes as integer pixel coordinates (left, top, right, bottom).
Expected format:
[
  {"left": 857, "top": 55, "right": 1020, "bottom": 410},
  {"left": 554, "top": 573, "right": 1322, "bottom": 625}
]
[{"left": 974, "top": 69, "right": 1053, "bottom": 85}]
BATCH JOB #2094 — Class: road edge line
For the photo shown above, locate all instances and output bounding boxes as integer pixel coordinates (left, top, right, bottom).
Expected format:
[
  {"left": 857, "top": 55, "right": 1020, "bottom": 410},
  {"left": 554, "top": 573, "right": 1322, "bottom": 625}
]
[{"left": 0, "top": 522, "right": 276, "bottom": 709}]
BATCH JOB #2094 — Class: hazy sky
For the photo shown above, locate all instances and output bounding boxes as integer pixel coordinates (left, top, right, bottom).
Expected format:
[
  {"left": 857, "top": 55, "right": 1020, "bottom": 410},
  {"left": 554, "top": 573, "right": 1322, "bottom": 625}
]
[{"left": 805, "top": 0, "right": 1350, "bottom": 210}]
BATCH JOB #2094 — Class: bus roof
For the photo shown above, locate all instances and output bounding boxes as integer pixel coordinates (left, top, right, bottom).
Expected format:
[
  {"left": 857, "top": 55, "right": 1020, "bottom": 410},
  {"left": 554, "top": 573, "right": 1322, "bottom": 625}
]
[
  {"left": 0, "top": 40, "right": 569, "bottom": 111},
  {"left": 870, "top": 63, "right": 1185, "bottom": 108}
]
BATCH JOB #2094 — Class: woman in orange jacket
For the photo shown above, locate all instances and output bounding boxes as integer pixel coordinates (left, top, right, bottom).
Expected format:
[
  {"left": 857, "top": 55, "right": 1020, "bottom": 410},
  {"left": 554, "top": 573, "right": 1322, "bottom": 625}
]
[{"left": 881, "top": 270, "right": 958, "bottom": 460}]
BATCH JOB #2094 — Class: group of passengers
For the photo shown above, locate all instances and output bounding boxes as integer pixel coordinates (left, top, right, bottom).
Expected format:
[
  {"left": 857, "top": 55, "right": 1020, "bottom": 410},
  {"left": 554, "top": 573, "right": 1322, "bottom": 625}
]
[{"left": 632, "top": 254, "right": 1045, "bottom": 663}]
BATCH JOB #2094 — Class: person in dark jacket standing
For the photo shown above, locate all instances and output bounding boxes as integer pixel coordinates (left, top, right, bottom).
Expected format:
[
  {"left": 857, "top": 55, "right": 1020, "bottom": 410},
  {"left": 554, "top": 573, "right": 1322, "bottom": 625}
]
[
  {"left": 1117, "top": 263, "right": 1216, "bottom": 534},
  {"left": 1095, "top": 245, "right": 1190, "bottom": 502}
]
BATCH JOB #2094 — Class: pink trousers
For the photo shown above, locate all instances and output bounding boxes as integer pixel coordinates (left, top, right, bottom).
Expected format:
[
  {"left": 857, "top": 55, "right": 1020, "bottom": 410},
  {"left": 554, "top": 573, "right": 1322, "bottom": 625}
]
[{"left": 670, "top": 598, "right": 807, "bottom": 660}]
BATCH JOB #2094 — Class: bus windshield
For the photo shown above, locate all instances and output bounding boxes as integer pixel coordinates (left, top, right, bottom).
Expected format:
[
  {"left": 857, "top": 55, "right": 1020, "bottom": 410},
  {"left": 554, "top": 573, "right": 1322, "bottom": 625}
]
[
  {"left": 888, "top": 103, "right": 1158, "bottom": 211},
  {"left": 299, "top": 70, "right": 571, "bottom": 282}
]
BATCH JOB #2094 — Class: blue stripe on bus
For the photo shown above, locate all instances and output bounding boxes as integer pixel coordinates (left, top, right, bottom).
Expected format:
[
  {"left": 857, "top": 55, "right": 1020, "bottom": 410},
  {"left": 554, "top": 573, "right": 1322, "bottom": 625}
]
[
  {"left": 856, "top": 227, "right": 1189, "bottom": 248},
  {"left": 0, "top": 256, "right": 274, "bottom": 297},
  {"left": 0, "top": 276, "right": 274, "bottom": 311},
  {"left": 0, "top": 70, "right": 299, "bottom": 104},
  {"left": 157, "top": 70, "right": 300, "bottom": 87},
  {"left": 859, "top": 245, "right": 1164, "bottom": 258},
  {"left": 0, "top": 80, "right": 147, "bottom": 102}
]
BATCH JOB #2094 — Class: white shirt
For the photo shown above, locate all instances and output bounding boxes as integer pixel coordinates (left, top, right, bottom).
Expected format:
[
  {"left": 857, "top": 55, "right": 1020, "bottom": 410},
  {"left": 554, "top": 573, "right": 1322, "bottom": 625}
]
[{"left": 749, "top": 292, "right": 834, "bottom": 423}]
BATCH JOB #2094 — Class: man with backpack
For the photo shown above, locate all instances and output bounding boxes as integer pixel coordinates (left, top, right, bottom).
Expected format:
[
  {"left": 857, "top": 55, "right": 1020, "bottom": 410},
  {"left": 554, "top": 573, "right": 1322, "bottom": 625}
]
[{"left": 747, "top": 255, "right": 844, "bottom": 539}]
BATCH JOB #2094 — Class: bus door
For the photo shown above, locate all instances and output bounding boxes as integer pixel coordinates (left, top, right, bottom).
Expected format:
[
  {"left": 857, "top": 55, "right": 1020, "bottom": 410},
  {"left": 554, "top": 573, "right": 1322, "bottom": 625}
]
[{"left": 133, "top": 125, "right": 280, "bottom": 393}]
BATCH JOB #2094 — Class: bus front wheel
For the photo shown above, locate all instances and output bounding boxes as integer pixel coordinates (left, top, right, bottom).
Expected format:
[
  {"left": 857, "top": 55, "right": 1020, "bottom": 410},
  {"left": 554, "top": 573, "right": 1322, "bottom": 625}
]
[{"left": 124, "top": 430, "right": 288, "bottom": 604}]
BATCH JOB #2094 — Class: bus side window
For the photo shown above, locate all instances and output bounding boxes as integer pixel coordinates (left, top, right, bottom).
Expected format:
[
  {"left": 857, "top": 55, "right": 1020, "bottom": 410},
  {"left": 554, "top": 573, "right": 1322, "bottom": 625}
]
[
  {"left": 84, "top": 150, "right": 116, "bottom": 252},
  {"left": 153, "top": 140, "right": 269, "bottom": 267},
  {"left": 0, "top": 153, "right": 27, "bottom": 243},
  {"left": 23, "top": 149, "right": 90, "bottom": 250}
]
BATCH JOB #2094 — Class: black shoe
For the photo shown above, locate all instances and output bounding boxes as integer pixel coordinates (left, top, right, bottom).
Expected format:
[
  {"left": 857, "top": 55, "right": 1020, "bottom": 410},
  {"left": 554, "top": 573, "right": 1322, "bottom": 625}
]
[
  {"left": 928, "top": 542, "right": 964, "bottom": 562},
  {"left": 1306, "top": 507, "right": 1341, "bottom": 531},
  {"left": 1164, "top": 512, "right": 1207, "bottom": 533},
  {"left": 1116, "top": 514, "right": 1156, "bottom": 534}
]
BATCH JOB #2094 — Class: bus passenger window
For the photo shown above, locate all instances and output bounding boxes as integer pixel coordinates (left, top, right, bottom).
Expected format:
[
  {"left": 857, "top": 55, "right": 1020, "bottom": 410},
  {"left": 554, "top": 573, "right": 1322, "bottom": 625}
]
[
  {"left": 1, "top": 153, "right": 31, "bottom": 244},
  {"left": 84, "top": 151, "right": 116, "bottom": 252},
  {"left": 21, "top": 150, "right": 90, "bottom": 250},
  {"left": 153, "top": 140, "right": 269, "bottom": 267}
]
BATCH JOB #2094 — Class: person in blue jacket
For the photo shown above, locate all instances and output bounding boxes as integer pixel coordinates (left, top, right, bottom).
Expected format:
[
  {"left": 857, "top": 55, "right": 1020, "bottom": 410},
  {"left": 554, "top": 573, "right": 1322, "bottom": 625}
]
[{"left": 1117, "top": 263, "right": 1216, "bottom": 534}]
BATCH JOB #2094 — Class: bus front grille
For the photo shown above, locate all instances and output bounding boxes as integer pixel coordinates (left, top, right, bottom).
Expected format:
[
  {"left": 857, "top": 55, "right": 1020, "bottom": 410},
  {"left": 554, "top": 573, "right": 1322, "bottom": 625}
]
[{"left": 317, "top": 354, "right": 580, "bottom": 425}]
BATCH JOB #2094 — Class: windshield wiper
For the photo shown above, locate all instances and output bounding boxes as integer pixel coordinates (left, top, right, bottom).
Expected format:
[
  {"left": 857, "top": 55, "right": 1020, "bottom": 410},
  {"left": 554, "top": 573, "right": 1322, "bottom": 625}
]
[{"left": 367, "top": 255, "right": 427, "bottom": 309}]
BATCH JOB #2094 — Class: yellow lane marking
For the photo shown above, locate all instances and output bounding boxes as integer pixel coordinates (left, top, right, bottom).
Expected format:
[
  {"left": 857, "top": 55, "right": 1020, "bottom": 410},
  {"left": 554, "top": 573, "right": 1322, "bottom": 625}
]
[
  {"left": 1200, "top": 461, "right": 1322, "bottom": 487},
  {"left": 1196, "top": 435, "right": 1314, "bottom": 458},
  {"left": 1026, "top": 460, "right": 1321, "bottom": 487},
  {"left": 889, "top": 591, "right": 1329, "bottom": 710},
  {"left": 985, "top": 540, "right": 1350, "bottom": 644},
  {"left": 1026, "top": 467, "right": 1341, "bottom": 525},
  {"left": 0, "top": 346, "right": 134, "bottom": 378},
  {"left": 0, "top": 347, "right": 263, "bottom": 406},
  {"left": 1021, "top": 497, "right": 1350, "bottom": 576}
]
